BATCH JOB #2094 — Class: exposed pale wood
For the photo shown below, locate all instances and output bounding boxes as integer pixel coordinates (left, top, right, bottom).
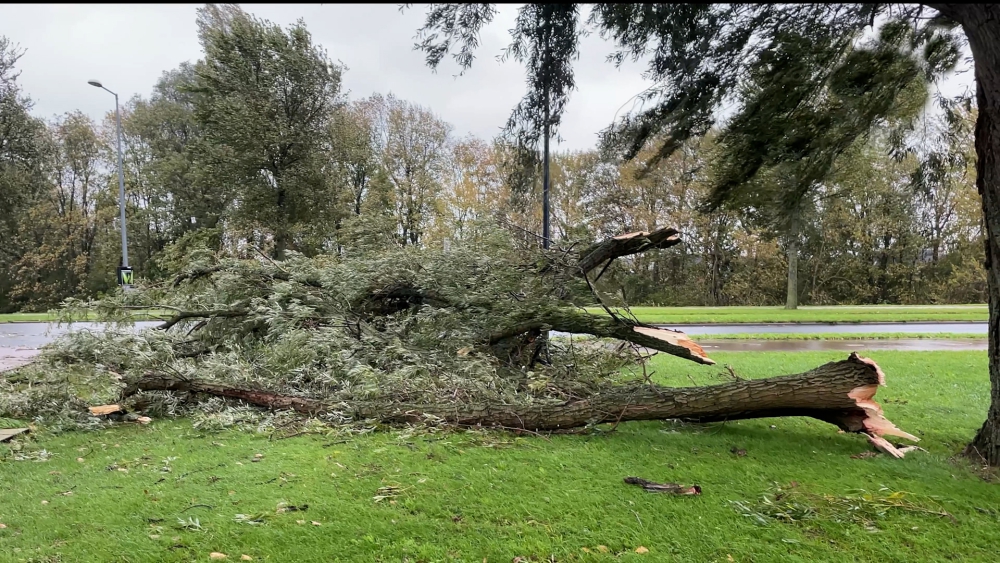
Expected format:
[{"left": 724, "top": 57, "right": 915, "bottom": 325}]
[
  {"left": 0, "top": 428, "right": 29, "bottom": 442},
  {"left": 488, "top": 309, "right": 714, "bottom": 365},
  {"left": 577, "top": 227, "right": 681, "bottom": 276},
  {"left": 88, "top": 404, "right": 123, "bottom": 416}
]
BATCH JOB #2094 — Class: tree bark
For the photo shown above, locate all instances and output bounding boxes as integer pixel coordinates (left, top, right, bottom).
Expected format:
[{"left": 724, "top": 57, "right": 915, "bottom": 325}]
[
  {"left": 124, "top": 353, "right": 915, "bottom": 453},
  {"left": 576, "top": 227, "right": 681, "bottom": 278},
  {"left": 488, "top": 308, "right": 714, "bottom": 365},
  {"left": 785, "top": 214, "right": 800, "bottom": 309},
  {"left": 933, "top": 3, "right": 1000, "bottom": 465}
]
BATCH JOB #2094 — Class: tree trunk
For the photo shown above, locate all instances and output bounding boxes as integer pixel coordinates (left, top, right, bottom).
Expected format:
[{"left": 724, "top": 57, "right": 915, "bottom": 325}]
[
  {"left": 576, "top": 227, "right": 680, "bottom": 277},
  {"left": 125, "top": 353, "right": 915, "bottom": 453},
  {"left": 488, "top": 308, "right": 714, "bottom": 365},
  {"left": 939, "top": 3, "right": 1000, "bottom": 465},
  {"left": 786, "top": 236, "right": 799, "bottom": 310}
]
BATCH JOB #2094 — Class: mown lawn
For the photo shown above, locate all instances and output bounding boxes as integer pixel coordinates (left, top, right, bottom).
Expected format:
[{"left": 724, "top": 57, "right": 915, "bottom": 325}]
[
  {"left": 587, "top": 305, "right": 988, "bottom": 324},
  {"left": 0, "top": 313, "right": 61, "bottom": 323},
  {"left": 686, "top": 332, "right": 985, "bottom": 340},
  {"left": 1, "top": 351, "right": 998, "bottom": 562},
  {"left": 0, "top": 311, "right": 169, "bottom": 324}
]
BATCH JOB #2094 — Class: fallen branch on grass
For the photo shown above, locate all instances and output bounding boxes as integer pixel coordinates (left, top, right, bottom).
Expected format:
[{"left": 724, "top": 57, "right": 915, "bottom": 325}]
[
  {"left": 123, "top": 353, "right": 915, "bottom": 454},
  {"left": 623, "top": 477, "right": 702, "bottom": 495}
]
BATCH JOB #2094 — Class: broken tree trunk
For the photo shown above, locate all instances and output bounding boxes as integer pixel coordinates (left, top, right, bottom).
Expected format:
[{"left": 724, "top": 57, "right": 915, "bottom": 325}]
[
  {"left": 488, "top": 308, "right": 713, "bottom": 365},
  {"left": 125, "top": 353, "right": 914, "bottom": 451},
  {"left": 576, "top": 227, "right": 681, "bottom": 278}
]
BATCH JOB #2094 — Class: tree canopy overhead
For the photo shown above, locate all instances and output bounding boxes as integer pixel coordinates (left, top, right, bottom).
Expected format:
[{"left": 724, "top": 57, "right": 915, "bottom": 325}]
[{"left": 412, "top": 4, "right": 962, "bottom": 206}]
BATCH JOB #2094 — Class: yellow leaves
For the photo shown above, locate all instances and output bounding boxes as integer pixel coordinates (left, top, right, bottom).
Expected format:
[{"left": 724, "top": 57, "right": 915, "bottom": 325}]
[
  {"left": 209, "top": 553, "right": 227, "bottom": 560},
  {"left": 635, "top": 546, "right": 649, "bottom": 554},
  {"left": 241, "top": 556, "right": 253, "bottom": 561}
]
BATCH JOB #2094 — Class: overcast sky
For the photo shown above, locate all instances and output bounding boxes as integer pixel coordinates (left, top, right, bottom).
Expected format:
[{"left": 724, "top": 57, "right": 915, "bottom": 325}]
[{"left": 1, "top": 4, "right": 977, "bottom": 152}]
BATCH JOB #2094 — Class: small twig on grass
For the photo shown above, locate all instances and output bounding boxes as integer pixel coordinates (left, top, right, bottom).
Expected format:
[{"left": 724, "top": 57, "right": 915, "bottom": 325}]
[
  {"left": 178, "top": 504, "right": 214, "bottom": 513},
  {"left": 624, "top": 477, "right": 702, "bottom": 495},
  {"left": 452, "top": 423, "right": 552, "bottom": 442}
]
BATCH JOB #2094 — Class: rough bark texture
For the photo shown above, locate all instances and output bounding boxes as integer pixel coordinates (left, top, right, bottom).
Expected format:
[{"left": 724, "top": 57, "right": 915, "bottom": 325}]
[
  {"left": 954, "top": 4, "right": 1000, "bottom": 465},
  {"left": 489, "top": 309, "right": 713, "bottom": 365},
  {"left": 576, "top": 227, "right": 681, "bottom": 277},
  {"left": 786, "top": 237, "right": 799, "bottom": 310},
  {"left": 125, "top": 353, "right": 912, "bottom": 446},
  {"left": 928, "top": 3, "right": 1000, "bottom": 465}
]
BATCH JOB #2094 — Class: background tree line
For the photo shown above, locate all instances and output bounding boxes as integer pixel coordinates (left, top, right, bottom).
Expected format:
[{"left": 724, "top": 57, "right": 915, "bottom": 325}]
[{"left": 0, "top": 5, "right": 986, "bottom": 313}]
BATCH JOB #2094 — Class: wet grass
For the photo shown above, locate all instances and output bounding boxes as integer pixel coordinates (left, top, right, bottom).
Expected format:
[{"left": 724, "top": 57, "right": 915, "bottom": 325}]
[
  {"left": 587, "top": 305, "right": 988, "bottom": 324},
  {"left": 687, "top": 332, "right": 985, "bottom": 340},
  {"left": 0, "top": 313, "right": 63, "bottom": 323},
  {"left": 1, "top": 351, "right": 998, "bottom": 562},
  {"left": 0, "top": 311, "right": 167, "bottom": 324}
]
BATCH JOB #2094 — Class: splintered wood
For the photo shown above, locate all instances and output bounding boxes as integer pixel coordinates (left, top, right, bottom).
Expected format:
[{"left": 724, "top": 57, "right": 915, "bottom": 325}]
[
  {"left": 88, "top": 405, "right": 123, "bottom": 416},
  {"left": 0, "top": 428, "right": 29, "bottom": 442}
]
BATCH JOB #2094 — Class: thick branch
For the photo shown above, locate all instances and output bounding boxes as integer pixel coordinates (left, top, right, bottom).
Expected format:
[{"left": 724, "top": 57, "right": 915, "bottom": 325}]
[
  {"left": 125, "top": 354, "right": 912, "bottom": 448},
  {"left": 577, "top": 227, "right": 681, "bottom": 276},
  {"left": 489, "top": 309, "right": 713, "bottom": 365},
  {"left": 157, "top": 309, "right": 249, "bottom": 331}
]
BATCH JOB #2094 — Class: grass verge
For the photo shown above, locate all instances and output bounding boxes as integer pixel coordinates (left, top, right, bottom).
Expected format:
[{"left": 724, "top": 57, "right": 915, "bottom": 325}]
[
  {"left": 587, "top": 305, "right": 988, "bottom": 324},
  {"left": 686, "top": 332, "right": 985, "bottom": 340},
  {"left": 0, "top": 311, "right": 168, "bottom": 324},
  {"left": 1, "top": 351, "right": 998, "bottom": 561}
]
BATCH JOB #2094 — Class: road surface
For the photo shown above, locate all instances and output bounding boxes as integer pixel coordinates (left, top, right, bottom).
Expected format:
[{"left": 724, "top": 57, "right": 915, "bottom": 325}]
[{"left": 0, "top": 321, "right": 988, "bottom": 373}]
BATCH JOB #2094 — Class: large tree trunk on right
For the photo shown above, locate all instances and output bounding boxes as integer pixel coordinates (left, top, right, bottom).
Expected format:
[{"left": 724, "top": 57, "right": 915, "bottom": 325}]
[
  {"left": 964, "top": 5, "right": 1000, "bottom": 465},
  {"left": 931, "top": 3, "right": 1000, "bottom": 465}
]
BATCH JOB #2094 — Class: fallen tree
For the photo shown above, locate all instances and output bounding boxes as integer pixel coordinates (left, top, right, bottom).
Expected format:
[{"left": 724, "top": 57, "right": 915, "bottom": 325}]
[
  {"left": 3, "top": 223, "right": 914, "bottom": 456},
  {"left": 124, "top": 352, "right": 915, "bottom": 455}
]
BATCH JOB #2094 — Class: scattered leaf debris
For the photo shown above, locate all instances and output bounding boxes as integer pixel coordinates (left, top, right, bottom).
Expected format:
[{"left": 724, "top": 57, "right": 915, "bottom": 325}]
[{"left": 624, "top": 477, "right": 702, "bottom": 495}]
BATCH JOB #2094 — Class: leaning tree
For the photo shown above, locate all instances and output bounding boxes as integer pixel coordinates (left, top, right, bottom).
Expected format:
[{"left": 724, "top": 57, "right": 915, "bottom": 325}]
[{"left": 410, "top": 3, "right": 1000, "bottom": 464}]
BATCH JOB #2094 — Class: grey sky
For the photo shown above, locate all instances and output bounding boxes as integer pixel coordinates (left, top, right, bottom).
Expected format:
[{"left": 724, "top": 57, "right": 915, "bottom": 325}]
[{"left": 1, "top": 4, "right": 976, "bottom": 152}]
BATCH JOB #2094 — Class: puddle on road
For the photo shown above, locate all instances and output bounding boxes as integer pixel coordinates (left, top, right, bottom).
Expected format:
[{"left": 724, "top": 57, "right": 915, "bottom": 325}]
[{"left": 0, "top": 320, "right": 988, "bottom": 374}]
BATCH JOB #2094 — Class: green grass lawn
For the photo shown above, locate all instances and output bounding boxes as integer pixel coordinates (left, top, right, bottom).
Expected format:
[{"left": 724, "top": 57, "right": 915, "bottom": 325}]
[
  {"left": 0, "top": 311, "right": 168, "bottom": 324},
  {"left": 2, "top": 351, "right": 998, "bottom": 562},
  {"left": 0, "top": 313, "right": 63, "bottom": 323},
  {"left": 587, "top": 305, "right": 988, "bottom": 324},
  {"left": 687, "top": 331, "right": 985, "bottom": 340}
]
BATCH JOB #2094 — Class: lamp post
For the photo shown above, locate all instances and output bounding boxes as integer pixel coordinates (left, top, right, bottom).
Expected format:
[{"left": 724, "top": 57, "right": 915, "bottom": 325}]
[{"left": 88, "top": 79, "right": 131, "bottom": 286}]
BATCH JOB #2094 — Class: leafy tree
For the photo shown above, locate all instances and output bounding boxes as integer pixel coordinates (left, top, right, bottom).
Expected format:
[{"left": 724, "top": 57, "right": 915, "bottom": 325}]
[
  {"left": 11, "top": 112, "right": 112, "bottom": 309},
  {"left": 411, "top": 3, "right": 1000, "bottom": 463},
  {"left": 363, "top": 93, "right": 452, "bottom": 246},
  {"left": 0, "top": 37, "right": 49, "bottom": 312},
  {"left": 190, "top": 4, "right": 345, "bottom": 258}
]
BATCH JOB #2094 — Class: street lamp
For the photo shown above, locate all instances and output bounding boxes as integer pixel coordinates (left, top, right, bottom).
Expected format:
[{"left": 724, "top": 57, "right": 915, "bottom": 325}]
[{"left": 88, "top": 79, "right": 131, "bottom": 287}]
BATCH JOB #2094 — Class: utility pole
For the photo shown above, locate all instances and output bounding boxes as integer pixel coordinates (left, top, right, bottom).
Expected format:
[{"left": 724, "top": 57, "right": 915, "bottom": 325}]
[
  {"left": 88, "top": 79, "right": 132, "bottom": 288},
  {"left": 541, "top": 15, "right": 551, "bottom": 250},
  {"left": 543, "top": 98, "right": 550, "bottom": 249}
]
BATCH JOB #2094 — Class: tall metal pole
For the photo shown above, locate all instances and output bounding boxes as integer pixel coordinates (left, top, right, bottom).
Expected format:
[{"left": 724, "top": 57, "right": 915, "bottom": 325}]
[
  {"left": 542, "top": 104, "right": 550, "bottom": 250},
  {"left": 113, "top": 93, "right": 129, "bottom": 268},
  {"left": 541, "top": 15, "right": 551, "bottom": 251}
]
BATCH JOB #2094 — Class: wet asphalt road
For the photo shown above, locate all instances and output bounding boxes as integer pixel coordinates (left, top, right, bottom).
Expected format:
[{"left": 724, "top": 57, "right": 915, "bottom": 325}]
[{"left": 0, "top": 321, "right": 988, "bottom": 373}]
